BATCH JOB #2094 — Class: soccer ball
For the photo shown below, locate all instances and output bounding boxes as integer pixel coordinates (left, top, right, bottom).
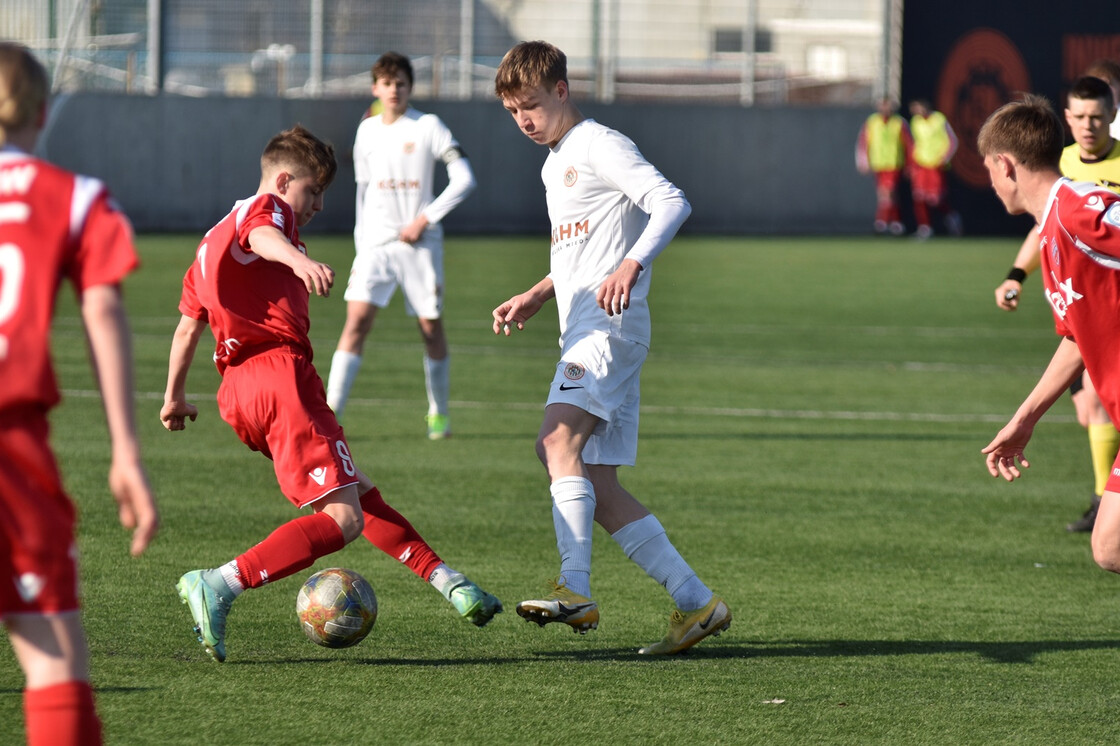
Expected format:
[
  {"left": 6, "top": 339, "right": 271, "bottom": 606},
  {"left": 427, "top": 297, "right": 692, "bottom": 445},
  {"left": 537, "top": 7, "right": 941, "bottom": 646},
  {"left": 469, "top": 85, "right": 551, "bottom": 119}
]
[{"left": 296, "top": 567, "right": 378, "bottom": 648}]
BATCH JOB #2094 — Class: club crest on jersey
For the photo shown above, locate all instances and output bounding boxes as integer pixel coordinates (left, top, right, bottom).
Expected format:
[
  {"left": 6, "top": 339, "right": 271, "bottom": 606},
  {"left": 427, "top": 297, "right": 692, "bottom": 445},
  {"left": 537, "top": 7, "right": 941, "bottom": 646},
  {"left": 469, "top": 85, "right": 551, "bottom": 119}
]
[
  {"left": 404, "top": 142, "right": 416, "bottom": 154},
  {"left": 563, "top": 362, "right": 585, "bottom": 381},
  {"left": 1040, "top": 235, "right": 1058, "bottom": 268},
  {"left": 564, "top": 166, "right": 578, "bottom": 187}
]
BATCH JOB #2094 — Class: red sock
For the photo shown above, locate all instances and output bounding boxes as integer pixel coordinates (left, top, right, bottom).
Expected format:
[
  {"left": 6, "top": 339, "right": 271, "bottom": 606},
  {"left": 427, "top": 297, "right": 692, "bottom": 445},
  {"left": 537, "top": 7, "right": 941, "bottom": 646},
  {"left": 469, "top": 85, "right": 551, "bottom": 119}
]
[
  {"left": 24, "top": 681, "right": 102, "bottom": 746},
  {"left": 359, "top": 487, "right": 442, "bottom": 579},
  {"left": 235, "top": 512, "right": 346, "bottom": 588}
]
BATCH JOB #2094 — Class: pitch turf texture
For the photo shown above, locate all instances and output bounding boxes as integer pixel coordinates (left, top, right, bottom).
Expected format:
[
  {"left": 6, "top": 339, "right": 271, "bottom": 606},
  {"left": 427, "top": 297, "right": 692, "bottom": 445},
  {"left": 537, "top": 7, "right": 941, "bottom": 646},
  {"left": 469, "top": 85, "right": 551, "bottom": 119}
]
[{"left": 3, "top": 234, "right": 1119, "bottom": 745}]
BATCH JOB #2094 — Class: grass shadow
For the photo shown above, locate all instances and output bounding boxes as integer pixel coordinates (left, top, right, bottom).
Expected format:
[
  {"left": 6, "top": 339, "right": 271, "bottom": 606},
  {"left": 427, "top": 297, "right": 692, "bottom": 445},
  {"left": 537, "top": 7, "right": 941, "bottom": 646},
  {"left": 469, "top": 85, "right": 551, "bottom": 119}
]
[{"left": 532, "top": 638, "right": 1120, "bottom": 664}]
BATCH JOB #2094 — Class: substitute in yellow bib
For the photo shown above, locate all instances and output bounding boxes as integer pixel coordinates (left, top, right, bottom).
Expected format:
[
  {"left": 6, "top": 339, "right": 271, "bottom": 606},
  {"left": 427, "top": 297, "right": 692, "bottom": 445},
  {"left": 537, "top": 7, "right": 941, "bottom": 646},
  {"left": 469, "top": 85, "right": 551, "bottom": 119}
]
[
  {"left": 908, "top": 99, "right": 962, "bottom": 239},
  {"left": 856, "top": 98, "right": 910, "bottom": 235}
]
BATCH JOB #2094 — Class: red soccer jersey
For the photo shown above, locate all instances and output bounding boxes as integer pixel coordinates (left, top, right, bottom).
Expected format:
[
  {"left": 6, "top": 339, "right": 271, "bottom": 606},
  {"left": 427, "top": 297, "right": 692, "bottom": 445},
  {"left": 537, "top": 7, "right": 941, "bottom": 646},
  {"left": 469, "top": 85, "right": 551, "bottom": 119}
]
[
  {"left": 180, "top": 193, "right": 314, "bottom": 374},
  {"left": 1038, "top": 178, "right": 1120, "bottom": 422},
  {"left": 0, "top": 149, "right": 138, "bottom": 413}
]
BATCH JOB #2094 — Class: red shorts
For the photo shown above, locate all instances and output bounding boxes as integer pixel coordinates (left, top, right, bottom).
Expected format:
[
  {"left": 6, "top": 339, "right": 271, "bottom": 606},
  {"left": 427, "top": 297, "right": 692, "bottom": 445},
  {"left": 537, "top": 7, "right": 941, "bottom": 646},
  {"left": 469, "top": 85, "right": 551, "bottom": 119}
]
[
  {"left": 875, "top": 170, "right": 902, "bottom": 194},
  {"left": 910, "top": 166, "right": 947, "bottom": 202},
  {"left": 0, "top": 410, "right": 80, "bottom": 616},
  {"left": 218, "top": 347, "right": 359, "bottom": 508}
]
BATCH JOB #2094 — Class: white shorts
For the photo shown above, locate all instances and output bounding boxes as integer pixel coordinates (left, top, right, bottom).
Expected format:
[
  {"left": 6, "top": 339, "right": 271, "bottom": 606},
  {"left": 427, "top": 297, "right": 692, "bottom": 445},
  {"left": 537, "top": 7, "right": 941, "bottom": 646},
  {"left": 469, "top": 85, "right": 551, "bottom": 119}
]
[
  {"left": 546, "top": 331, "right": 647, "bottom": 467},
  {"left": 344, "top": 236, "right": 444, "bottom": 319}
]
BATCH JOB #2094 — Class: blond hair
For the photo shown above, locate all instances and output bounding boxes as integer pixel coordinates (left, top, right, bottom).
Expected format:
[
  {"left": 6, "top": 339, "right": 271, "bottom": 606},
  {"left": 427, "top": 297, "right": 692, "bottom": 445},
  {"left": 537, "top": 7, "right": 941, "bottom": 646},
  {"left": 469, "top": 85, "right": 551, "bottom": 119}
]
[
  {"left": 976, "top": 93, "right": 1063, "bottom": 172},
  {"left": 0, "top": 43, "right": 48, "bottom": 145},
  {"left": 260, "top": 124, "right": 337, "bottom": 188},
  {"left": 494, "top": 41, "right": 567, "bottom": 99}
]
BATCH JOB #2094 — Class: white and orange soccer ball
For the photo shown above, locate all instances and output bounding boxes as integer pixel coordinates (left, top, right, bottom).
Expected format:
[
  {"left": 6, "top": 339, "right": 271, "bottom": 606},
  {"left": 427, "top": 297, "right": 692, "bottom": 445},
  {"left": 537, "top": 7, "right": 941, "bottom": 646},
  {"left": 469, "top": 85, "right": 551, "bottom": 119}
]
[{"left": 296, "top": 567, "right": 378, "bottom": 648}]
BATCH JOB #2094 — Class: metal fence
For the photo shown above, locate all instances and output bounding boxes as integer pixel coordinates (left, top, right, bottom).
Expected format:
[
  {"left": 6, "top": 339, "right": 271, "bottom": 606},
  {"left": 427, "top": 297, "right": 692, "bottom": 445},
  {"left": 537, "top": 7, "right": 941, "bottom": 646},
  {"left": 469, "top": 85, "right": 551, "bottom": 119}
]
[{"left": 2, "top": 0, "right": 897, "bottom": 105}]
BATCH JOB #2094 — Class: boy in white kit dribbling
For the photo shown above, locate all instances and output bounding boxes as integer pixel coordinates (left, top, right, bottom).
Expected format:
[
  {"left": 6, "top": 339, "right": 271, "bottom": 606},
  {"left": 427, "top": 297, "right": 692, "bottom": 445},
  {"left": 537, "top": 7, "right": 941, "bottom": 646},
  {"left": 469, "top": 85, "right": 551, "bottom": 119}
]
[
  {"left": 491, "top": 40, "right": 731, "bottom": 654},
  {"left": 326, "top": 52, "right": 476, "bottom": 439}
]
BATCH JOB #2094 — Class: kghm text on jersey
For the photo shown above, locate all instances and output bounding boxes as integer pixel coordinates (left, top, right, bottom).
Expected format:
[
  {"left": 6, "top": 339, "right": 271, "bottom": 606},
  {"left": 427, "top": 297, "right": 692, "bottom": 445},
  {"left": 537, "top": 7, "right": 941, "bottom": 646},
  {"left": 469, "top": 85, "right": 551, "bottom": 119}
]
[
  {"left": 551, "top": 219, "right": 590, "bottom": 246},
  {"left": 377, "top": 178, "right": 421, "bottom": 191}
]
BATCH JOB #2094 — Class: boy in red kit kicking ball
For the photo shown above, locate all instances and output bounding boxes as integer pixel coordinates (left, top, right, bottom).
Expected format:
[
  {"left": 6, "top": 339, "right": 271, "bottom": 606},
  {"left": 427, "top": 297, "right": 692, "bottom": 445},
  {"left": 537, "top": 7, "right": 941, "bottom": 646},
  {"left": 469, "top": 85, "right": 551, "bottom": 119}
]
[
  {"left": 161, "top": 125, "right": 500, "bottom": 663},
  {"left": 0, "top": 43, "right": 159, "bottom": 745},
  {"left": 980, "top": 94, "right": 1120, "bottom": 579}
]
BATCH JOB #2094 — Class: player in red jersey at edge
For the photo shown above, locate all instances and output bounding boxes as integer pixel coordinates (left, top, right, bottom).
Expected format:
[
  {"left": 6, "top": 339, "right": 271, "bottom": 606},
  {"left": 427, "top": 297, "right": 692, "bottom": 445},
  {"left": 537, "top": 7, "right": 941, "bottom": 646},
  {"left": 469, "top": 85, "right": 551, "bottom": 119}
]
[
  {"left": 980, "top": 94, "right": 1120, "bottom": 579},
  {"left": 0, "top": 43, "right": 159, "bottom": 746},
  {"left": 161, "top": 124, "right": 500, "bottom": 663}
]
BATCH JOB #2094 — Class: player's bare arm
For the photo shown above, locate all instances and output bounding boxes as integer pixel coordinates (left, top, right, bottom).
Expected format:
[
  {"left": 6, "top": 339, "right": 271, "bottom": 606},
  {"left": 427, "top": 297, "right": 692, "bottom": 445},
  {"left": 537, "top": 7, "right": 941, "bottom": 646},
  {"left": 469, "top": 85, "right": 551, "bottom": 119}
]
[
  {"left": 493, "top": 276, "right": 555, "bottom": 335},
  {"left": 995, "top": 226, "right": 1041, "bottom": 310},
  {"left": 248, "top": 225, "right": 335, "bottom": 297},
  {"left": 983, "top": 336, "right": 1085, "bottom": 480},
  {"left": 82, "top": 282, "right": 160, "bottom": 555},
  {"left": 597, "top": 258, "right": 643, "bottom": 316},
  {"left": 161, "top": 314, "right": 205, "bottom": 431}
]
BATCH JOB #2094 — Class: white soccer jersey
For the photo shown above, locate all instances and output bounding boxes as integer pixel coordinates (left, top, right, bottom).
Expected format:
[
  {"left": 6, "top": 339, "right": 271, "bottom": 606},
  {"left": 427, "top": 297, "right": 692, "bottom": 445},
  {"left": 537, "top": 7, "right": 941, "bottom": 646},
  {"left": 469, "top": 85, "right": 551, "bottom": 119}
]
[
  {"left": 542, "top": 119, "right": 690, "bottom": 348},
  {"left": 353, "top": 107, "right": 474, "bottom": 247}
]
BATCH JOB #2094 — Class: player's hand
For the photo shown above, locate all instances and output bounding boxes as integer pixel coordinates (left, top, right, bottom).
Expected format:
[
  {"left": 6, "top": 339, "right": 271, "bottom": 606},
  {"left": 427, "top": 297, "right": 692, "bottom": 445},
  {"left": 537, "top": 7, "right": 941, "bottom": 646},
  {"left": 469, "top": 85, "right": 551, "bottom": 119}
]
[
  {"left": 399, "top": 215, "right": 429, "bottom": 244},
  {"left": 597, "top": 259, "right": 642, "bottom": 317},
  {"left": 492, "top": 292, "right": 542, "bottom": 335},
  {"left": 160, "top": 400, "right": 198, "bottom": 431},
  {"left": 108, "top": 458, "right": 159, "bottom": 557},
  {"left": 995, "top": 280, "right": 1021, "bottom": 311},
  {"left": 293, "top": 256, "right": 335, "bottom": 297},
  {"left": 981, "top": 421, "right": 1035, "bottom": 482}
]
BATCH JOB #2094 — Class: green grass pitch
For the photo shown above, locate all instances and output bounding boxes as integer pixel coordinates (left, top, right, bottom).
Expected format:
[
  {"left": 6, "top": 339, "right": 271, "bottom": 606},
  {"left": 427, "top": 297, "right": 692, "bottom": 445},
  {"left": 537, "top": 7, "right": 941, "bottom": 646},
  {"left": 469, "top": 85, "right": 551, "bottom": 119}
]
[{"left": 3, "top": 233, "right": 1120, "bottom": 744}]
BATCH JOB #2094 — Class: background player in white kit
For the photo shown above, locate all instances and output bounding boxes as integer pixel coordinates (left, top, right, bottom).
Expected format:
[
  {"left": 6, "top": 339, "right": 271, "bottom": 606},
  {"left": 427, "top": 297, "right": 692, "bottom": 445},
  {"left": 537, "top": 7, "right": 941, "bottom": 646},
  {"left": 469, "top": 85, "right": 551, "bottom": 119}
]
[
  {"left": 491, "top": 40, "right": 730, "bottom": 655},
  {"left": 326, "top": 52, "right": 476, "bottom": 439}
]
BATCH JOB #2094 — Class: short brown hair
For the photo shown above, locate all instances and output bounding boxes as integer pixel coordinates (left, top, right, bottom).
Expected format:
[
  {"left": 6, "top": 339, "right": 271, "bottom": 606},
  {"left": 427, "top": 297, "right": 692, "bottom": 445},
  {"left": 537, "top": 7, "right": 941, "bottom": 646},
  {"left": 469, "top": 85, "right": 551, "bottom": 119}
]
[
  {"left": 977, "top": 93, "right": 1063, "bottom": 172},
  {"left": 0, "top": 42, "right": 48, "bottom": 143},
  {"left": 372, "top": 52, "right": 413, "bottom": 87},
  {"left": 494, "top": 41, "right": 567, "bottom": 99},
  {"left": 261, "top": 124, "right": 337, "bottom": 188},
  {"left": 1068, "top": 75, "right": 1115, "bottom": 110}
]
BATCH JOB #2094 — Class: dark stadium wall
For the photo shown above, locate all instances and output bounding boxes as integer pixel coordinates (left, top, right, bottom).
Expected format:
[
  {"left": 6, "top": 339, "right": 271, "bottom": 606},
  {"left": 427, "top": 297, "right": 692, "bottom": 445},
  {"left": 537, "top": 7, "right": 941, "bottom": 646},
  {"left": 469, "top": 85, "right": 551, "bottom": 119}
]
[
  {"left": 902, "top": 0, "right": 1120, "bottom": 235},
  {"left": 40, "top": 93, "right": 873, "bottom": 236},
  {"left": 40, "top": 7, "right": 1120, "bottom": 237}
]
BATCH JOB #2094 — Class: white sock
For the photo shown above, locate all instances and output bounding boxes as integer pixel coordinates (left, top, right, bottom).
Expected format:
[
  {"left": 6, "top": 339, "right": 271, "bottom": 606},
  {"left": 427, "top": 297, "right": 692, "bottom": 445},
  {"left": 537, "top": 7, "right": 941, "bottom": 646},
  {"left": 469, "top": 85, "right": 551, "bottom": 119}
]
[
  {"left": 218, "top": 560, "right": 246, "bottom": 597},
  {"left": 611, "top": 514, "right": 712, "bottom": 611},
  {"left": 326, "top": 350, "right": 362, "bottom": 418},
  {"left": 551, "top": 476, "right": 595, "bottom": 598},
  {"left": 423, "top": 354, "right": 450, "bottom": 416},
  {"left": 428, "top": 562, "right": 465, "bottom": 600}
]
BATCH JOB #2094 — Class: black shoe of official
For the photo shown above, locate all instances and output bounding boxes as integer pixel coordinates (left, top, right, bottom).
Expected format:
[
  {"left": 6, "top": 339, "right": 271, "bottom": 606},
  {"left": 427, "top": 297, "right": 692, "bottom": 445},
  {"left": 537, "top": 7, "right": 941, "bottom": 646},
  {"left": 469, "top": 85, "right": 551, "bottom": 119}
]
[{"left": 1066, "top": 495, "right": 1101, "bottom": 533}]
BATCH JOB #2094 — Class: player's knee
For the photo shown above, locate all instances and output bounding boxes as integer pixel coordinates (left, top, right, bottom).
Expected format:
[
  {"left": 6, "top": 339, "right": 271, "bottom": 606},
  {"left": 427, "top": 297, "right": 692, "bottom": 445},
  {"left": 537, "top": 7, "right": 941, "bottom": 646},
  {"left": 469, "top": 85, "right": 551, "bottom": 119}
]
[
  {"left": 330, "top": 509, "right": 365, "bottom": 543},
  {"left": 535, "top": 431, "right": 579, "bottom": 476},
  {"left": 534, "top": 435, "right": 550, "bottom": 467},
  {"left": 1091, "top": 538, "right": 1120, "bottom": 574}
]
